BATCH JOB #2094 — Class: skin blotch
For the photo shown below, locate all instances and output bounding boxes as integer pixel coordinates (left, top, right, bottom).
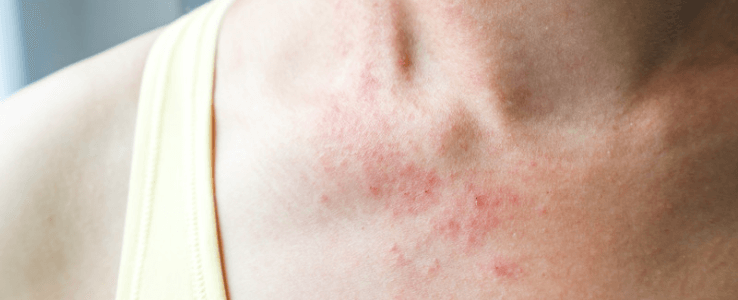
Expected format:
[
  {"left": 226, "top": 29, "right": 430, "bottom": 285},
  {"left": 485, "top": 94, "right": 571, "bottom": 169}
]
[
  {"left": 431, "top": 181, "right": 522, "bottom": 250},
  {"left": 478, "top": 257, "right": 524, "bottom": 281},
  {"left": 360, "top": 144, "right": 443, "bottom": 217}
]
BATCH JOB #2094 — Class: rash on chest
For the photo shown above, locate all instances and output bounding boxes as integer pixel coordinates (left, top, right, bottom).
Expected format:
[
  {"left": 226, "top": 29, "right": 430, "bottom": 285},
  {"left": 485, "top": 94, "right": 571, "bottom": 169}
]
[{"left": 309, "top": 96, "right": 532, "bottom": 252}]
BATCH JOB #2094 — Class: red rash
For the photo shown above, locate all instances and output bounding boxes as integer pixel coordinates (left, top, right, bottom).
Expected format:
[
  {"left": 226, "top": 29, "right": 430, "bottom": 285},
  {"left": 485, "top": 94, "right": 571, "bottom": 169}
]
[
  {"left": 360, "top": 145, "right": 442, "bottom": 216},
  {"left": 314, "top": 99, "right": 528, "bottom": 252},
  {"left": 310, "top": 66, "right": 532, "bottom": 287},
  {"left": 431, "top": 182, "right": 521, "bottom": 249},
  {"left": 358, "top": 143, "right": 524, "bottom": 253}
]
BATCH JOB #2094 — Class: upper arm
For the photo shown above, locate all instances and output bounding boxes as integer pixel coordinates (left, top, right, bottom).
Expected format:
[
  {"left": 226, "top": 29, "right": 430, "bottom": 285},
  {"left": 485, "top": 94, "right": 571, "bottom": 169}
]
[{"left": 0, "top": 26, "right": 165, "bottom": 299}]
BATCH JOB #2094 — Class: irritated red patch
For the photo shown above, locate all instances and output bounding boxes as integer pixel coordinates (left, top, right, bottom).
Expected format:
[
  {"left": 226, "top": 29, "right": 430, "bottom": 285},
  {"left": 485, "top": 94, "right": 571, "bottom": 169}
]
[
  {"left": 311, "top": 74, "right": 531, "bottom": 257},
  {"left": 431, "top": 181, "right": 520, "bottom": 249},
  {"left": 313, "top": 97, "right": 528, "bottom": 239},
  {"left": 361, "top": 145, "right": 442, "bottom": 216},
  {"left": 308, "top": 84, "right": 534, "bottom": 297}
]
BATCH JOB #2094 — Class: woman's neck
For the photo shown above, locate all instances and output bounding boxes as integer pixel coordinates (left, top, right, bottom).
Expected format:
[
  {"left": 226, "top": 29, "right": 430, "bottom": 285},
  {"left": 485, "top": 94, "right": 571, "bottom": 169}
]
[{"left": 327, "top": 0, "right": 734, "bottom": 124}]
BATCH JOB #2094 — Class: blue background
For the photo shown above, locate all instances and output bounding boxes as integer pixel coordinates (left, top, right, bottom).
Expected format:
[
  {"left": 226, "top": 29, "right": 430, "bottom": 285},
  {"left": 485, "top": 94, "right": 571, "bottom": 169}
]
[{"left": 1, "top": 0, "right": 210, "bottom": 101}]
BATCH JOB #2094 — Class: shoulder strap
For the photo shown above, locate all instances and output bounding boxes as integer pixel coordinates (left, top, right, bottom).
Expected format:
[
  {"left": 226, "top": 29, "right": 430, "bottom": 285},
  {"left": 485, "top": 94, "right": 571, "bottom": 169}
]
[{"left": 116, "top": 0, "right": 234, "bottom": 299}]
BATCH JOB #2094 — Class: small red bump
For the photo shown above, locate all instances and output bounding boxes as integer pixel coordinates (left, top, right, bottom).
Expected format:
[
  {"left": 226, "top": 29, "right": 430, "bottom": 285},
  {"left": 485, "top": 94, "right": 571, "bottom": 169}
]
[
  {"left": 479, "top": 258, "right": 523, "bottom": 280},
  {"left": 370, "top": 186, "right": 381, "bottom": 196}
]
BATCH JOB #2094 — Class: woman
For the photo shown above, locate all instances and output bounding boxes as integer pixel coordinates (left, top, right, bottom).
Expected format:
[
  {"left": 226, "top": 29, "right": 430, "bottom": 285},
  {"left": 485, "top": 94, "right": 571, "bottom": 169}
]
[{"left": 1, "top": 0, "right": 736, "bottom": 298}]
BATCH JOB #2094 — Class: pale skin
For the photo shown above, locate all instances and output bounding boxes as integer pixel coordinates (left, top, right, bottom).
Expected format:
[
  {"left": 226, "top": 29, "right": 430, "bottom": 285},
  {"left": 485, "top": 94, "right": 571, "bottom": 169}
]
[{"left": 0, "top": 0, "right": 736, "bottom": 299}]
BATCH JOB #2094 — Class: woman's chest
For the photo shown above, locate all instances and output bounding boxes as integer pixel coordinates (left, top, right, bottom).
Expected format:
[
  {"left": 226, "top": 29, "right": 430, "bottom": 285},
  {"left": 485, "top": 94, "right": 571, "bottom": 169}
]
[{"left": 210, "top": 85, "right": 738, "bottom": 299}]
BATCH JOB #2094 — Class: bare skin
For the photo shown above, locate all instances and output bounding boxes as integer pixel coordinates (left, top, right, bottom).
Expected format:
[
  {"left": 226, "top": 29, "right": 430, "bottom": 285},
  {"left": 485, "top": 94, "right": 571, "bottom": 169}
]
[{"left": 1, "top": 0, "right": 737, "bottom": 299}]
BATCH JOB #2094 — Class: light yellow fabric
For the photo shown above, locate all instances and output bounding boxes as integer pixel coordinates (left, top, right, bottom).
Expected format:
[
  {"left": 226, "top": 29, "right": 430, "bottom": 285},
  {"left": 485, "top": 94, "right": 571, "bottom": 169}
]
[{"left": 116, "top": 0, "right": 234, "bottom": 299}]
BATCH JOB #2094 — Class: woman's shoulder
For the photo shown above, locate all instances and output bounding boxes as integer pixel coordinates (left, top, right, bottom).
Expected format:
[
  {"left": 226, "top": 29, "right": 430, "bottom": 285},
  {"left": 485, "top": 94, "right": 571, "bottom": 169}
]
[{"left": 0, "top": 25, "right": 165, "bottom": 299}]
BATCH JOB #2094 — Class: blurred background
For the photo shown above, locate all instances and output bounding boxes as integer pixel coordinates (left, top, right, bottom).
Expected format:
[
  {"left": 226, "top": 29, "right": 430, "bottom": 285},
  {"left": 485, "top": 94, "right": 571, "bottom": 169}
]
[{"left": 0, "top": 0, "right": 210, "bottom": 101}]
